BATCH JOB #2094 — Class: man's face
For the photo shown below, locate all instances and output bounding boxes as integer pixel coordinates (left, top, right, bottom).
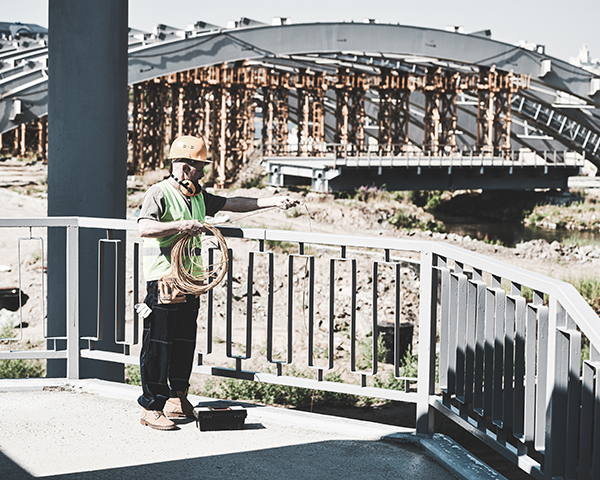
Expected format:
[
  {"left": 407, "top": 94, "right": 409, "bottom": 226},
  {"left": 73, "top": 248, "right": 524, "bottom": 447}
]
[{"left": 180, "top": 159, "right": 207, "bottom": 181}]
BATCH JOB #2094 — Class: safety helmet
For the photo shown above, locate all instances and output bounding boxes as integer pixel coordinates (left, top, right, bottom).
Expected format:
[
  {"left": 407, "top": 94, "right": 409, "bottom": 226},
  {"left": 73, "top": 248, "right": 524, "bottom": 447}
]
[{"left": 168, "top": 135, "right": 211, "bottom": 163}]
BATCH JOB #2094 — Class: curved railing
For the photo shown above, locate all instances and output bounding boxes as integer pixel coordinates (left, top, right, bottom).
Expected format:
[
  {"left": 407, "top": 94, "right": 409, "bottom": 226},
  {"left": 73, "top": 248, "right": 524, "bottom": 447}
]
[{"left": 0, "top": 216, "right": 597, "bottom": 479}]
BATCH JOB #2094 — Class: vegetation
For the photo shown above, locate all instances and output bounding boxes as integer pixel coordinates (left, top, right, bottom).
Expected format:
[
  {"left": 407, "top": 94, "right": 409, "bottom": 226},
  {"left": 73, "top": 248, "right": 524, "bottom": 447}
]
[
  {"left": 0, "top": 359, "right": 45, "bottom": 379},
  {"left": 562, "top": 234, "right": 598, "bottom": 247},
  {"left": 407, "top": 190, "right": 444, "bottom": 211},
  {"left": 356, "top": 335, "right": 387, "bottom": 370},
  {"left": 571, "top": 276, "right": 600, "bottom": 314},
  {"left": 285, "top": 206, "right": 305, "bottom": 218},
  {"left": 524, "top": 192, "right": 600, "bottom": 231},
  {"left": 240, "top": 175, "right": 266, "bottom": 189},
  {"left": 0, "top": 321, "right": 14, "bottom": 341},
  {"left": 201, "top": 341, "right": 422, "bottom": 409},
  {"left": 265, "top": 239, "right": 296, "bottom": 254},
  {"left": 125, "top": 364, "right": 142, "bottom": 386},
  {"left": 388, "top": 210, "right": 443, "bottom": 232},
  {"left": 374, "top": 350, "right": 419, "bottom": 391},
  {"left": 0, "top": 316, "right": 45, "bottom": 378},
  {"left": 203, "top": 368, "right": 359, "bottom": 408}
]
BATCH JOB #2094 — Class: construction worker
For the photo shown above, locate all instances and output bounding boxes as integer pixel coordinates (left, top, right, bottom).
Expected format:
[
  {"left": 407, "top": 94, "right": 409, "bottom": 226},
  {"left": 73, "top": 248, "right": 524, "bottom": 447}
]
[{"left": 136, "top": 135, "right": 298, "bottom": 430}]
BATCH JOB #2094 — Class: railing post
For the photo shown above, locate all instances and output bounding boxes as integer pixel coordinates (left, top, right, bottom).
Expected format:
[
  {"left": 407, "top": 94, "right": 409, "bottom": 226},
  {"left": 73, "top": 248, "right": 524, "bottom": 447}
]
[
  {"left": 544, "top": 297, "right": 567, "bottom": 479},
  {"left": 66, "top": 223, "right": 80, "bottom": 379},
  {"left": 417, "top": 248, "right": 437, "bottom": 434}
]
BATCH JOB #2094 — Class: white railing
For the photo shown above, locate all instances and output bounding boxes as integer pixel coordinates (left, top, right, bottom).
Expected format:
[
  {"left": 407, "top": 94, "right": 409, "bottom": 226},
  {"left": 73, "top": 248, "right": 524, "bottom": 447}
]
[
  {"left": 0, "top": 216, "right": 598, "bottom": 479},
  {"left": 261, "top": 142, "right": 586, "bottom": 168}
]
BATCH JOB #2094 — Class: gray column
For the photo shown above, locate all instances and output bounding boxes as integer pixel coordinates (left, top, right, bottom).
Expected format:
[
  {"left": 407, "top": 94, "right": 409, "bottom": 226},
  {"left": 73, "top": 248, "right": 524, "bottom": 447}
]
[{"left": 47, "top": 1, "right": 128, "bottom": 380}]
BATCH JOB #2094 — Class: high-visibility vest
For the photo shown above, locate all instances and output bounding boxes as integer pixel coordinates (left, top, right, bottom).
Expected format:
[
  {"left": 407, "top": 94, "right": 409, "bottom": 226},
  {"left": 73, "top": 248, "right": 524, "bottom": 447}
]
[{"left": 142, "top": 180, "right": 206, "bottom": 282}]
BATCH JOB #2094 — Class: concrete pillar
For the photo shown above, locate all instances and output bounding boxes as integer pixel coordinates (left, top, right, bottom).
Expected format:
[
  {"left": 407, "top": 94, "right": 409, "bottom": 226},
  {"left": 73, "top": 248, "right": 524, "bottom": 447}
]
[{"left": 47, "top": 1, "right": 128, "bottom": 380}]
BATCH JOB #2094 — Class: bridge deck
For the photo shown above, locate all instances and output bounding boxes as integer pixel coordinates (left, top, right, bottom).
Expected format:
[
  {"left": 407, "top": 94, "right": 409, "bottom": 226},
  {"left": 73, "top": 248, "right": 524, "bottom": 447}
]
[
  {"left": 265, "top": 154, "right": 583, "bottom": 191},
  {"left": 0, "top": 379, "right": 506, "bottom": 480}
]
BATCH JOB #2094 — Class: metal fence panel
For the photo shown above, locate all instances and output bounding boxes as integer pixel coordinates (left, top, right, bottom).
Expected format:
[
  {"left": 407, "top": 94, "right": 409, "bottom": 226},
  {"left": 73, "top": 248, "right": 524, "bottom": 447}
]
[{"left": 3, "top": 217, "right": 600, "bottom": 479}]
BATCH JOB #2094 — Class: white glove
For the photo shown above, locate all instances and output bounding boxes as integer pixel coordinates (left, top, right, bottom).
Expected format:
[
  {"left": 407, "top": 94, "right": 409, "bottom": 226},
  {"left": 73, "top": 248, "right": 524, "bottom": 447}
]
[{"left": 134, "top": 303, "right": 152, "bottom": 320}]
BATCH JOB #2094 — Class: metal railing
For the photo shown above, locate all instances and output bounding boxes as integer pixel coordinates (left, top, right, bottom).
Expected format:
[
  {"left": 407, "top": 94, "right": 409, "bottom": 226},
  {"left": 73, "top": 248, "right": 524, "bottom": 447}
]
[
  {"left": 0, "top": 216, "right": 599, "bottom": 479},
  {"left": 260, "top": 142, "right": 585, "bottom": 168}
]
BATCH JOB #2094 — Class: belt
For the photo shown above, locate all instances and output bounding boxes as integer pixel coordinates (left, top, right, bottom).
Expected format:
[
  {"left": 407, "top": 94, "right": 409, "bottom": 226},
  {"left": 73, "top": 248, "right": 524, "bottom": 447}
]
[{"left": 143, "top": 246, "right": 202, "bottom": 256}]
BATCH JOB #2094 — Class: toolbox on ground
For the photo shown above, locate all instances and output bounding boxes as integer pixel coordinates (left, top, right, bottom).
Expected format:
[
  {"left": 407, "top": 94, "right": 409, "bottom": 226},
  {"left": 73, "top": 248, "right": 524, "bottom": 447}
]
[{"left": 193, "top": 404, "right": 247, "bottom": 431}]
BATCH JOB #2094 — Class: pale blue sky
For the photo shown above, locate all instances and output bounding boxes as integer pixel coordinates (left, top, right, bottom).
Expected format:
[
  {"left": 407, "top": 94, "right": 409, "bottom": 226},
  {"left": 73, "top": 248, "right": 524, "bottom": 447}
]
[{"left": 2, "top": 0, "right": 598, "bottom": 63}]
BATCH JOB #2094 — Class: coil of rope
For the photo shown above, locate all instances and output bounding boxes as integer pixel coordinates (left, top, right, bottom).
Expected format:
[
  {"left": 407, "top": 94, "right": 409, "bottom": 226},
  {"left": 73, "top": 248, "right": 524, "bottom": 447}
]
[
  {"left": 169, "top": 223, "right": 229, "bottom": 295},
  {"left": 168, "top": 201, "right": 309, "bottom": 296}
]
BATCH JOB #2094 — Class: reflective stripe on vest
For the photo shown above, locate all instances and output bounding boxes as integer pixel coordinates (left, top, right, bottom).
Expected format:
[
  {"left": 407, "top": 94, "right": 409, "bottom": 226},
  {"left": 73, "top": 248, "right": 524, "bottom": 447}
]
[{"left": 142, "top": 180, "right": 206, "bottom": 281}]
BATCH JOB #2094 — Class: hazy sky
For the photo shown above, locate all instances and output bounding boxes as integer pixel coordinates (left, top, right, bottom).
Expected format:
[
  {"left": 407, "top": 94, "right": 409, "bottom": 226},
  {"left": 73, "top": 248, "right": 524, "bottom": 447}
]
[{"left": 2, "top": 0, "right": 599, "bottom": 63}]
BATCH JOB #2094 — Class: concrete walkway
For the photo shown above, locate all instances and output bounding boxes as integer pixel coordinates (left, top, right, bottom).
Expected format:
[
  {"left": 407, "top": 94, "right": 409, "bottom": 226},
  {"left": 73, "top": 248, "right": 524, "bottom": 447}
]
[{"left": 0, "top": 379, "right": 505, "bottom": 480}]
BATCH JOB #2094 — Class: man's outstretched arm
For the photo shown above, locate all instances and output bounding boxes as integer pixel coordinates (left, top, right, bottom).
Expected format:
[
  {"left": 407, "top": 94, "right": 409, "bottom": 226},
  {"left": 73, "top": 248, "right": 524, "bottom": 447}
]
[{"left": 222, "top": 195, "right": 299, "bottom": 213}]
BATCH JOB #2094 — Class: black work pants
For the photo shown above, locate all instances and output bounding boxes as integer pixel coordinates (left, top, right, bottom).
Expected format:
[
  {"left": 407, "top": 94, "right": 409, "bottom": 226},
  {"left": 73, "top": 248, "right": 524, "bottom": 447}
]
[{"left": 137, "top": 281, "right": 199, "bottom": 411}]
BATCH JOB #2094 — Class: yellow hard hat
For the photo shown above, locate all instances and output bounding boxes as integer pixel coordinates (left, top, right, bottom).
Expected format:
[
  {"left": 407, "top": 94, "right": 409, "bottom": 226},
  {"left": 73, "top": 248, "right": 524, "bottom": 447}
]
[{"left": 168, "top": 135, "right": 211, "bottom": 163}]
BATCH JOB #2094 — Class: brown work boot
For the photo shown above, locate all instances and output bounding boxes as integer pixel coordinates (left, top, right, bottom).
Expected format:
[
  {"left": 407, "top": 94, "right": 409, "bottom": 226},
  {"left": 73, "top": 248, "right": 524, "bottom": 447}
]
[
  {"left": 164, "top": 390, "right": 195, "bottom": 418},
  {"left": 140, "top": 408, "right": 176, "bottom": 430}
]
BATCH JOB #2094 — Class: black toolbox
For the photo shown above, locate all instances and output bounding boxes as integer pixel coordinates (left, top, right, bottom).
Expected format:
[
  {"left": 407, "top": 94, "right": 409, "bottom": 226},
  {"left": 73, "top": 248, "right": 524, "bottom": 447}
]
[{"left": 193, "top": 403, "right": 247, "bottom": 431}]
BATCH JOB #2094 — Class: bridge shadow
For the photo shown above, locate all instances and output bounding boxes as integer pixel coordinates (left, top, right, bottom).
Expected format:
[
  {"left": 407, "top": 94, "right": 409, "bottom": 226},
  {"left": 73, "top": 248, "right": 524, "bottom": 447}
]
[
  {"left": 1, "top": 438, "right": 451, "bottom": 480},
  {"left": 0, "top": 450, "right": 34, "bottom": 479},
  {"left": 54, "top": 440, "right": 444, "bottom": 480}
]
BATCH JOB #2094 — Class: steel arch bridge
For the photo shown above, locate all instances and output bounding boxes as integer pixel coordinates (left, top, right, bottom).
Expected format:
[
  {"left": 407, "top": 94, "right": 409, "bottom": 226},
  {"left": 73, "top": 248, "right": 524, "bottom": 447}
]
[{"left": 1, "top": 19, "right": 599, "bottom": 190}]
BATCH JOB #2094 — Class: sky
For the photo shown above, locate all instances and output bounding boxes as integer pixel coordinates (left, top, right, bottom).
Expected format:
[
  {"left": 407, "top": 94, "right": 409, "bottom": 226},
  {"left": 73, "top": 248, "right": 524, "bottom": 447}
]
[{"left": 2, "top": 0, "right": 599, "bottom": 63}]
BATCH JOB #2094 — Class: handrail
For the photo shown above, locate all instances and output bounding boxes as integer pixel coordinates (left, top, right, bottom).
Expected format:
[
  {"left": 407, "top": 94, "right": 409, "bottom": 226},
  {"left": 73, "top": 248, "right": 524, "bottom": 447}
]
[
  {"left": 1, "top": 216, "right": 598, "bottom": 479},
  {"left": 1, "top": 218, "right": 596, "bottom": 332},
  {"left": 1, "top": 217, "right": 596, "bottom": 346}
]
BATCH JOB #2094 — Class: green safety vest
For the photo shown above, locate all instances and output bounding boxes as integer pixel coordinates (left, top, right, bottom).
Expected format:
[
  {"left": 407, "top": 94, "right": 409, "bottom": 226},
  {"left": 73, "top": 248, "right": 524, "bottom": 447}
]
[{"left": 142, "top": 180, "right": 206, "bottom": 282}]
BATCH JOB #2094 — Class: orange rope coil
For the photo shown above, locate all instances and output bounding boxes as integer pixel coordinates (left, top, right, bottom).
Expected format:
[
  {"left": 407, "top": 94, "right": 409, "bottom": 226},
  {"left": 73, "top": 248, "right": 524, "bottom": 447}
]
[{"left": 170, "top": 223, "right": 229, "bottom": 295}]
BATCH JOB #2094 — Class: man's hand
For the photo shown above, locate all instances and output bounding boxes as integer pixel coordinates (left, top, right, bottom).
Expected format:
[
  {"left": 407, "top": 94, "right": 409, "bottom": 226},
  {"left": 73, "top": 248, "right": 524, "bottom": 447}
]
[
  {"left": 135, "top": 303, "right": 152, "bottom": 320},
  {"left": 138, "top": 218, "right": 205, "bottom": 238},
  {"left": 276, "top": 196, "right": 301, "bottom": 210},
  {"left": 179, "top": 219, "right": 206, "bottom": 236}
]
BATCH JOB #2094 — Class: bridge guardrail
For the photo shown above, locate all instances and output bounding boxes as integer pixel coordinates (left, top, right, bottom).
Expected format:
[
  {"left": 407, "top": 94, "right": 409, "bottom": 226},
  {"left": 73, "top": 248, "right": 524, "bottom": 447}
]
[
  {"left": 260, "top": 142, "right": 585, "bottom": 167},
  {"left": 0, "top": 216, "right": 598, "bottom": 479}
]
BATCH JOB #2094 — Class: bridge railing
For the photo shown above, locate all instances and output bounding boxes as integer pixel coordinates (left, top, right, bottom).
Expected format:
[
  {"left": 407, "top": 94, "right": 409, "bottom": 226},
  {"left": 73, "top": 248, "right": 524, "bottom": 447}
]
[
  {"left": 260, "top": 142, "right": 585, "bottom": 167},
  {"left": 0, "top": 216, "right": 598, "bottom": 479}
]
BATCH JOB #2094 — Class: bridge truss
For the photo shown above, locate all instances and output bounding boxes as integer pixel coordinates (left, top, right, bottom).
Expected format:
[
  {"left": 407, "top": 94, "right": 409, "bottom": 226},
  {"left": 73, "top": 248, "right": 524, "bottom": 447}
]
[{"left": 1, "top": 20, "right": 599, "bottom": 189}]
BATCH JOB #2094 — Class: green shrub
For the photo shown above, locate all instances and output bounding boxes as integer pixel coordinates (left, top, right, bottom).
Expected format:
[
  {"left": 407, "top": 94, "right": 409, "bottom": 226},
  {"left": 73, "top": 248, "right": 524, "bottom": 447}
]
[
  {"left": 125, "top": 364, "right": 142, "bottom": 386},
  {"left": 572, "top": 276, "right": 600, "bottom": 314},
  {"left": 354, "top": 185, "right": 389, "bottom": 203},
  {"left": 204, "top": 368, "right": 359, "bottom": 408},
  {"left": 425, "top": 192, "right": 443, "bottom": 211},
  {"left": 357, "top": 335, "right": 387, "bottom": 371},
  {"left": 373, "top": 369, "right": 405, "bottom": 390},
  {"left": 373, "top": 350, "right": 419, "bottom": 391},
  {"left": 407, "top": 191, "right": 443, "bottom": 210},
  {"left": 582, "top": 338, "right": 591, "bottom": 369},
  {"left": 0, "top": 322, "right": 14, "bottom": 340},
  {"left": 521, "top": 286, "right": 533, "bottom": 302},
  {"left": 389, "top": 211, "right": 421, "bottom": 230},
  {"left": 563, "top": 235, "right": 596, "bottom": 247},
  {"left": 388, "top": 210, "right": 442, "bottom": 232},
  {"left": 482, "top": 237, "right": 503, "bottom": 246},
  {"left": 407, "top": 191, "right": 428, "bottom": 207},
  {"left": 0, "top": 359, "right": 45, "bottom": 379},
  {"left": 265, "top": 240, "right": 296, "bottom": 254},
  {"left": 241, "top": 175, "right": 265, "bottom": 189}
]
